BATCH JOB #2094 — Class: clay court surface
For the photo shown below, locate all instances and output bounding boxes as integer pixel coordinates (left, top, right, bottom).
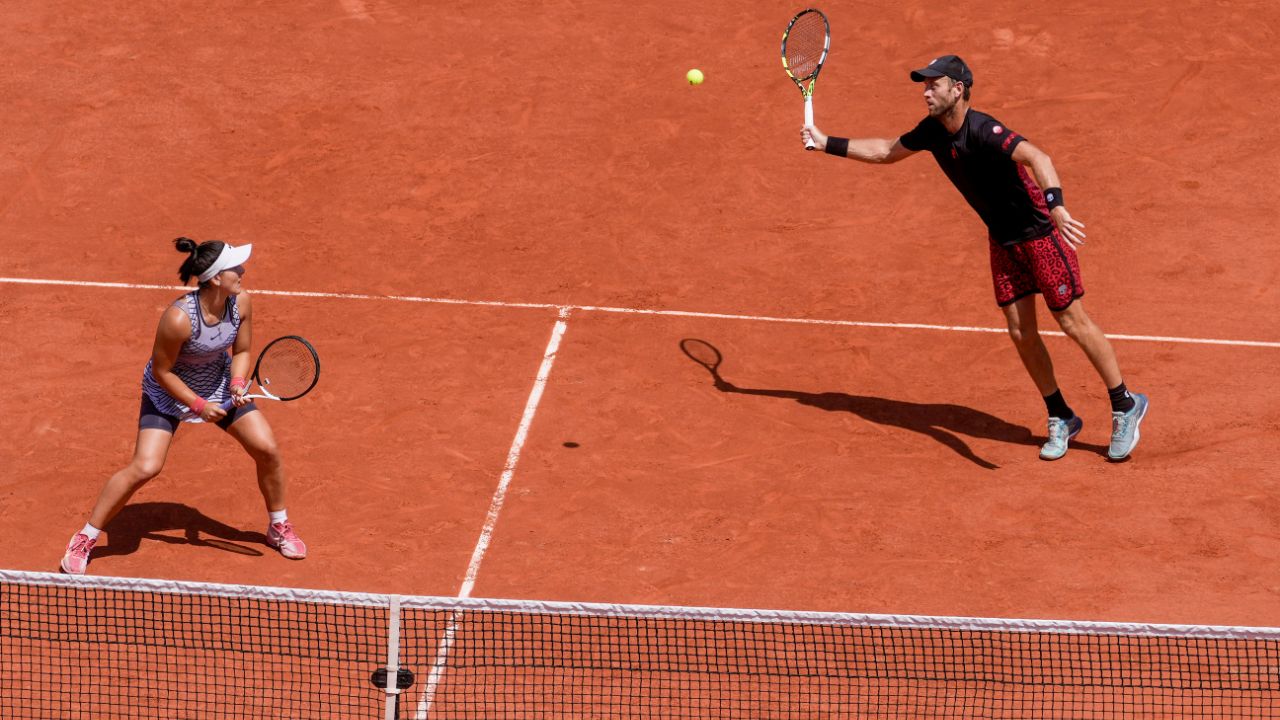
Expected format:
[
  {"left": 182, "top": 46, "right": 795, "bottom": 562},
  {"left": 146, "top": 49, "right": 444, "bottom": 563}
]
[{"left": 1, "top": 0, "right": 1278, "bottom": 629}]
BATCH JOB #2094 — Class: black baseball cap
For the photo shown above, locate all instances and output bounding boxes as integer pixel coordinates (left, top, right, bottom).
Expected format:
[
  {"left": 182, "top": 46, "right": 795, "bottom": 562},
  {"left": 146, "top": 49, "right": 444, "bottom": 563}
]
[{"left": 909, "top": 55, "right": 973, "bottom": 87}]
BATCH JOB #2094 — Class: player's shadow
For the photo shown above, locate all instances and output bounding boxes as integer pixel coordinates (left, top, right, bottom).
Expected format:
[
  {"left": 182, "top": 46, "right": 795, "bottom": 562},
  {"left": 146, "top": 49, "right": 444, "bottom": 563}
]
[
  {"left": 93, "top": 502, "right": 268, "bottom": 559},
  {"left": 679, "top": 338, "right": 1109, "bottom": 469}
]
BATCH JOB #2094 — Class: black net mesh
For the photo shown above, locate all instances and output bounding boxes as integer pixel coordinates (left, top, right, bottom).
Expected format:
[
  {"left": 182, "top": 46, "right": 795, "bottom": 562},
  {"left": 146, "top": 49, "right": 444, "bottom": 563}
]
[{"left": 3, "top": 571, "right": 1278, "bottom": 719}]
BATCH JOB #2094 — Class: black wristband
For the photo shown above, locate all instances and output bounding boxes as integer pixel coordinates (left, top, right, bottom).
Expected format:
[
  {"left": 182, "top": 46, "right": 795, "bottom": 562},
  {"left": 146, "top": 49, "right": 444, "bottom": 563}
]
[
  {"left": 1043, "top": 187, "right": 1064, "bottom": 210},
  {"left": 824, "top": 137, "right": 849, "bottom": 157}
]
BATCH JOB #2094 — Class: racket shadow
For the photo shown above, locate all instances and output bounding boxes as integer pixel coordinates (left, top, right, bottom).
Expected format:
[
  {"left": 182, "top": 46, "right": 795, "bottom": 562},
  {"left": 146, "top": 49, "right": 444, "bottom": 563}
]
[
  {"left": 94, "top": 502, "right": 268, "bottom": 560},
  {"left": 678, "top": 338, "right": 1110, "bottom": 469}
]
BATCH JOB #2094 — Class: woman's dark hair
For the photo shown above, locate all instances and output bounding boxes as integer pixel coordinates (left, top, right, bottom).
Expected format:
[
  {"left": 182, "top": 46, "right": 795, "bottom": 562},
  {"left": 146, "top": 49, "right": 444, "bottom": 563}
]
[{"left": 173, "top": 237, "right": 226, "bottom": 285}]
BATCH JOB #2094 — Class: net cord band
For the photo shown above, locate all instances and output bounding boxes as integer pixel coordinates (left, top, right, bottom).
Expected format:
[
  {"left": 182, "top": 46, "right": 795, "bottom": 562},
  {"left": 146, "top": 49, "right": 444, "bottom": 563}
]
[{"left": 3, "top": 569, "right": 1278, "bottom": 641}]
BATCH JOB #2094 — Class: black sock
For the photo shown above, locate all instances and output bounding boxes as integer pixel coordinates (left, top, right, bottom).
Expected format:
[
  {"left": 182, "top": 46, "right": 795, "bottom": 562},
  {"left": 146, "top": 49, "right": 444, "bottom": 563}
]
[
  {"left": 1043, "top": 390, "right": 1074, "bottom": 420},
  {"left": 1108, "top": 382, "right": 1136, "bottom": 413}
]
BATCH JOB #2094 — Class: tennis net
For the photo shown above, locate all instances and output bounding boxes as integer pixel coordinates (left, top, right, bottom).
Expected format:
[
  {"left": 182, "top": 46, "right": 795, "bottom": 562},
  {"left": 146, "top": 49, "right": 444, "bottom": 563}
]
[{"left": 2, "top": 569, "right": 1278, "bottom": 718}]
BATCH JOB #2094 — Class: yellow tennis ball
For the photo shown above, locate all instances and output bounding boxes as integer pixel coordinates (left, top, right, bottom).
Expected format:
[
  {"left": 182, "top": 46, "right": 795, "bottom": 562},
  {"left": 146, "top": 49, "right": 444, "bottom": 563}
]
[{"left": 686, "top": 69, "right": 704, "bottom": 85}]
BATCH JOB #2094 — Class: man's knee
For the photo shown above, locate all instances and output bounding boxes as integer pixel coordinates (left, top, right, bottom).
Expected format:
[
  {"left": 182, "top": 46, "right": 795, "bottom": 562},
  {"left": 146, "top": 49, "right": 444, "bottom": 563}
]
[
  {"left": 1054, "top": 305, "right": 1095, "bottom": 340},
  {"left": 1006, "top": 323, "right": 1040, "bottom": 349}
]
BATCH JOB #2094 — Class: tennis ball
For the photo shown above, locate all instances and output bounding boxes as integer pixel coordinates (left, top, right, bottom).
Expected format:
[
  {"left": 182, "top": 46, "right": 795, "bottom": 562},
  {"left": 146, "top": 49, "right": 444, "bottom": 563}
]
[{"left": 686, "top": 68, "right": 704, "bottom": 85}]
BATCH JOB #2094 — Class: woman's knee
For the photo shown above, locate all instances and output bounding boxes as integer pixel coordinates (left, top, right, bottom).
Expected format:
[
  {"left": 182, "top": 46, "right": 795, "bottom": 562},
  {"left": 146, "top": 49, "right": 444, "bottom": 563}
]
[
  {"left": 248, "top": 439, "right": 283, "bottom": 468},
  {"left": 126, "top": 429, "right": 172, "bottom": 485},
  {"left": 229, "top": 415, "right": 282, "bottom": 467},
  {"left": 126, "top": 459, "right": 164, "bottom": 485}
]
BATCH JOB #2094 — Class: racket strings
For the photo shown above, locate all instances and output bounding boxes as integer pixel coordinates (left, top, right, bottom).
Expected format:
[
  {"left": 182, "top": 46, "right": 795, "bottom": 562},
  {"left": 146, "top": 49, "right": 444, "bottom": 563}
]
[
  {"left": 784, "top": 13, "right": 827, "bottom": 78},
  {"left": 256, "top": 339, "right": 319, "bottom": 400}
]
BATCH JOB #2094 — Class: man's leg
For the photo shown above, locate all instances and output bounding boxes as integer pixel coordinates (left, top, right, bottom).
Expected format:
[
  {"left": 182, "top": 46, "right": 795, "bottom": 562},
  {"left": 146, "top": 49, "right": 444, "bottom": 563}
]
[
  {"left": 1002, "top": 296, "right": 1082, "bottom": 460},
  {"left": 1002, "top": 295, "right": 1057, "bottom": 396},
  {"left": 1050, "top": 301, "right": 1122, "bottom": 389},
  {"left": 1052, "top": 301, "right": 1149, "bottom": 460}
]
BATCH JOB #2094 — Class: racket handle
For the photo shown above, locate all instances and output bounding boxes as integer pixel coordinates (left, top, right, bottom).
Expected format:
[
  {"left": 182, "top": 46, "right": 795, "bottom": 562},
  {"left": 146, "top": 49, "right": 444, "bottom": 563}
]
[{"left": 803, "top": 96, "right": 816, "bottom": 151}]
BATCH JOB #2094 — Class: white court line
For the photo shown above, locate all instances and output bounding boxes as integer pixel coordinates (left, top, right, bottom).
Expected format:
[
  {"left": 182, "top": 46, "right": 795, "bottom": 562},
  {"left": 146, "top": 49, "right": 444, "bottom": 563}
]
[
  {"left": 458, "top": 305, "right": 572, "bottom": 599},
  {"left": 413, "top": 306, "right": 572, "bottom": 720},
  {"left": 2, "top": 276, "right": 1279, "bottom": 349}
]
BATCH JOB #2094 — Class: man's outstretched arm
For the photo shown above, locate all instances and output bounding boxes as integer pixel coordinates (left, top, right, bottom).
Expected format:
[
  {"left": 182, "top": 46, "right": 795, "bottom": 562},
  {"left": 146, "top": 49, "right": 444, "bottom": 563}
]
[{"left": 802, "top": 125, "right": 917, "bottom": 164}]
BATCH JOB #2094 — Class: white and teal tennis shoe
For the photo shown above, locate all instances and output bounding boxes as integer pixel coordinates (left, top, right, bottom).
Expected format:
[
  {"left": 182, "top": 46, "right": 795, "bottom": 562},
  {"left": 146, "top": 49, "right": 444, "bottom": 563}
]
[
  {"left": 1040, "top": 415, "right": 1083, "bottom": 461},
  {"left": 1108, "top": 393, "right": 1149, "bottom": 461}
]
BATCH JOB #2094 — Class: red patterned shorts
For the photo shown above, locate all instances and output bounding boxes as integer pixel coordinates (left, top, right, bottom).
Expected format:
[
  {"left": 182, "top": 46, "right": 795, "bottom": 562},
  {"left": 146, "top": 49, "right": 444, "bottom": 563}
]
[{"left": 989, "top": 230, "right": 1085, "bottom": 312}]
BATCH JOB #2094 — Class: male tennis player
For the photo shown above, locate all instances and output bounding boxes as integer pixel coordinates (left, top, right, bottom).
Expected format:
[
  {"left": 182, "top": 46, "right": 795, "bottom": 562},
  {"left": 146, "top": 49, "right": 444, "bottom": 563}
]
[
  {"left": 801, "top": 55, "right": 1148, "bottom": 461},
  {"left": 59, "top": 238, "right": 307, "bottom": 574}
]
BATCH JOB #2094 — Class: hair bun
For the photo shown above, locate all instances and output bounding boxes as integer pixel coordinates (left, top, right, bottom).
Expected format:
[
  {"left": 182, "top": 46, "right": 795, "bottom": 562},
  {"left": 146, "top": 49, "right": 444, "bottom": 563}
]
[{"left": 173, "top": 236, "right": 197, "bottom": 254}]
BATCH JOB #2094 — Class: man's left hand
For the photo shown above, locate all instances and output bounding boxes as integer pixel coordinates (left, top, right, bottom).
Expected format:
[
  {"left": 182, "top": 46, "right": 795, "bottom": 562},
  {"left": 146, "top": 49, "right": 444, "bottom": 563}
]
[{"left": 1051, "top": 206, "right": 1086, "bottom": 248}]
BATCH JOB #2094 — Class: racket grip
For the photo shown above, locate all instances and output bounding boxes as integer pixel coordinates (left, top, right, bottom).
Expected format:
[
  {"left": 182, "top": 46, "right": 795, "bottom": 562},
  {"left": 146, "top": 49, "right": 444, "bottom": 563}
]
[{"left": 803, "top": 96, "right": 816, "bottom": 151}]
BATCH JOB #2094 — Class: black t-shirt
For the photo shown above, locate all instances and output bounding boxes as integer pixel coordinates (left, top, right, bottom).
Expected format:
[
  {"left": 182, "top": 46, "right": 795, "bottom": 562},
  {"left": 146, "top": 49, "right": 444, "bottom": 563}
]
[{"left": 899, "top": 109, "right": 1055, "bottom": 245}]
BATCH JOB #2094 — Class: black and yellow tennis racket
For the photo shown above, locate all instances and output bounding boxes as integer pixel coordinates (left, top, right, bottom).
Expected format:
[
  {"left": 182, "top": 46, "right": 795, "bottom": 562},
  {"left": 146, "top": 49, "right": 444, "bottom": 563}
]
[
  {"left": 781, "top": 8, "right": 830, "bottom": 150},
  {"left": 219, "top": 335, "right": 320, "bottom": 409}
]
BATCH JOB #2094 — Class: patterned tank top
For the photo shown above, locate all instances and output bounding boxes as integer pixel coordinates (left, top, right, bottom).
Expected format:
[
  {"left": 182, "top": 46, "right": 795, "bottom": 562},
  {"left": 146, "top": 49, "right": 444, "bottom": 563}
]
[{"left": 141, "top": 290, "right": 242, "bottom": 421}]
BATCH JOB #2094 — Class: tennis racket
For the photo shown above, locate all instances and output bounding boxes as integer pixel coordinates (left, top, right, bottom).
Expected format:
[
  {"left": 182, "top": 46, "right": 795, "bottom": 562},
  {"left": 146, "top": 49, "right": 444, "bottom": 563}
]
[
  {"left": 781, "top": 8, "right": 830, "bottom": 150},
  {"left": 219, "top": 335, "right": 320, "bottom": 409}
]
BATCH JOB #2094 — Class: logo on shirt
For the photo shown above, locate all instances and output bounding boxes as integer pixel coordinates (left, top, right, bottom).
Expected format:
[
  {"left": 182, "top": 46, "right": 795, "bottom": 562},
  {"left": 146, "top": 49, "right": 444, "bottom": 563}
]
[
  {"left": 950, "top": 147, "right": 958, "bottom": 159},
  {"left": 992, "top": 125, "right": 1003, "bottom": 134}
]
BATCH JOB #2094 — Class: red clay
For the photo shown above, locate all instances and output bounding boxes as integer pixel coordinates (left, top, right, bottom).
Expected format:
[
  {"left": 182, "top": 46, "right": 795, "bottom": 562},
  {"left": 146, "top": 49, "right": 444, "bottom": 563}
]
[{"left": 1, "top": 0, "right": 1278, "bottom": 630}]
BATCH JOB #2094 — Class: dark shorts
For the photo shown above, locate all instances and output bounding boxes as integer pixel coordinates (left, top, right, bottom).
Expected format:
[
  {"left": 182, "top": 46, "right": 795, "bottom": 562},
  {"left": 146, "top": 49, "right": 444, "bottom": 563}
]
[
  {"left": 989, "top": 229, "right": 1085, "bottom": 312},
  {"left": 139, "top": 394, "right": 258, "bottom": 433}
]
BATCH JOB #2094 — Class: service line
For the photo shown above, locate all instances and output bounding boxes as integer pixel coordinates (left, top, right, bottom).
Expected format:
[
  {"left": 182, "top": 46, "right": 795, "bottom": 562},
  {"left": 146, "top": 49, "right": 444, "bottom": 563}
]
[{"left": 2, "top": 276, "right": 1278, "bottom": 349}]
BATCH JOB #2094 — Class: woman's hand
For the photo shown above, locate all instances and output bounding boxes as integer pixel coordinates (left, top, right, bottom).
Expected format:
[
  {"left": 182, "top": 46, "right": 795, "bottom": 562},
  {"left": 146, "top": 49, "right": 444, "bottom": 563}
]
[
  {"left": 197, "top": 400, "right": 227, "bottom": 422},
  {"left": 229, "top": 377, "right": 251, "bottom": 407}
]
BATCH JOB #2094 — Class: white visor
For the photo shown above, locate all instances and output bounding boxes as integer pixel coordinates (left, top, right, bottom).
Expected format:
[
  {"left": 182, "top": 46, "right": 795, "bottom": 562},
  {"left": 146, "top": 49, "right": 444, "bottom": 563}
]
[{"left": 197, "top": 243, "right": 253, "bottom": 283}]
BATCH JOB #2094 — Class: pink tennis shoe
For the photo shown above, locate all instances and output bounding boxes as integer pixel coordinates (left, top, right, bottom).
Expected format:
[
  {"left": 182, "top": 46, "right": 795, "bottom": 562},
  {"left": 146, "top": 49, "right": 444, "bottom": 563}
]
[
  {"left": 60, "top": 533, "right": 97, "bottom": 575},
  {"left": 267, "top": 521, "right": 307, "bottom": 560}
]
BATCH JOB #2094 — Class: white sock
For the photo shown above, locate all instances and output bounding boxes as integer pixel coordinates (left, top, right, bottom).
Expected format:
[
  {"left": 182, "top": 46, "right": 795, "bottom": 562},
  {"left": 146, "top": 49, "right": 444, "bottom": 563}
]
[
  {"left": 80, "top": 524, "right": 101, "bottom": 540},
  {"left": 269, "top": 510, "right": 288, "bottom": 525}
]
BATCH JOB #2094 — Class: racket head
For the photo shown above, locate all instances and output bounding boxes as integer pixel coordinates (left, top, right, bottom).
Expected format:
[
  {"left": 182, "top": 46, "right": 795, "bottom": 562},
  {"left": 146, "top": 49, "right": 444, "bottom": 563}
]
[
  {"left": 252, "top": 335, "right": 320, "bottom": 401},
  {"left": 781, "top": 8, "right": 830, "bottom": 90},
  {"left": 679, "top": 338, "right": 723, "bottom": 375}
]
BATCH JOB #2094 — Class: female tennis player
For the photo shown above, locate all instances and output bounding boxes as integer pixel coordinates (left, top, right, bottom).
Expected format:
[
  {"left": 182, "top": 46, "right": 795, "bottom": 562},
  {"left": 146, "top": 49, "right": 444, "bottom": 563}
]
[{"left": 60, "top": 238, "right": 306, "bottom": 574}]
